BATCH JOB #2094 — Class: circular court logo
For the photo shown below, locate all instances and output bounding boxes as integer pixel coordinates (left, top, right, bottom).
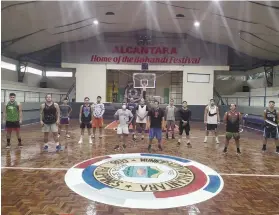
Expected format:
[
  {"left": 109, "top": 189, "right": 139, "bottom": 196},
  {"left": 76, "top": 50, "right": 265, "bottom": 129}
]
[{"left": 65, "top": 153, "right": 224, "bottom": 209}]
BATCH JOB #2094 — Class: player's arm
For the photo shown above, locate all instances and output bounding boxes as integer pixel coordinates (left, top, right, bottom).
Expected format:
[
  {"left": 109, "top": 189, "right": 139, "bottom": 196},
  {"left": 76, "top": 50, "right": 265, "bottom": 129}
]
[
  {"left": 114, "top": 109, "right": 119, "bottom": 120},
  {"left": 128, "top": 110, "right": 134, "bottom": 124},
  {"left": 101, "top": 104, "right": 105, "bottom": 117},
  {"left": 18, "top": 103, "right": 23, "bottom": 123},
  {"left": 188, "top": 109, "right": 192, "bottom": 123},
  {"left": 144, "top": 106, "right": 149, "bottom": 118},
  {"left": 79, "top": 105, "right": 83, "bottom": 123},
  {"left": 216, "top": 107, "right": 220, "bottom": 123},
  {"left": 161, "top": 109, "right": 165, "bottom": 129},
  {"left": 54, "top": 103, "right": 60, "bottom": 124},
  {"left": 136, "top": 106, "right": 141, "bottom": 118},
  {"left": 277, "top": 111, "right": 279, "bottom": 124},
  {"left": 146, "top": 111, "right": 151, "bottom": 128},
  {"left": 223, "top": 112, "right": 228, "bottom": 125},
  {"left": 91, "top": 105, "right": 95, "bottom": 121},
  {"left": 68, "top": 105, "right": 72, "bottom": 116},
  {"left": 40, "top": 104, "right": 45, "bottom": 125},
  {"left": 204, "top": 106, "right": 208, "bottom": 123}
]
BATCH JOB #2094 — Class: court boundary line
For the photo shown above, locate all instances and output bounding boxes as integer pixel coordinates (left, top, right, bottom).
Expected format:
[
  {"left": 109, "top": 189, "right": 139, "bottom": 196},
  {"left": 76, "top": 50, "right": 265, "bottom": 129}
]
[{"left": 2, "top": 166, "right": 279, "bottom": 177}]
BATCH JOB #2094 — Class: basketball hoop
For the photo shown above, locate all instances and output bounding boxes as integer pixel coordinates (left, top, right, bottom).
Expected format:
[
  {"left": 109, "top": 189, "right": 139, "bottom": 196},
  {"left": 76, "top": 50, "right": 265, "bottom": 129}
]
[{"left": 133, "top": 73, "right": 156, "bottom": 89}]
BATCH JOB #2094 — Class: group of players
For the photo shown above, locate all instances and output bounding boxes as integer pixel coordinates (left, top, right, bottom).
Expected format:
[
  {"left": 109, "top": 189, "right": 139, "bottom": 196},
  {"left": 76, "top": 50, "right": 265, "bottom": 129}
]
[{"left": 2, "top": 92, "right": 279, "bottom": 154}]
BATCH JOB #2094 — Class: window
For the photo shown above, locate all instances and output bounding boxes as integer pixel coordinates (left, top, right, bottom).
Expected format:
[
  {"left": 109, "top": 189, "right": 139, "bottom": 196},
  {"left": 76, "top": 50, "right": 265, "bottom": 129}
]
[
  {"left": 187, "top": 73, "right": 210, "bottom": 83},
  {"left": 21, "top": 67, "right": 42, "bottom": 76},
  {"left": 1, "top": 61, "right": 16, "bottom": 71},
  {"left": 46, "top": 71, "right": 72, "bottom": 77}
]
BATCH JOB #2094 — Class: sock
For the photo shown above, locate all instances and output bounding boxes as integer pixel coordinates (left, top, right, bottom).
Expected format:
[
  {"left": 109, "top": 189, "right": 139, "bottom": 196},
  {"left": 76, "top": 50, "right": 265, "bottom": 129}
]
[
  {"left": 18, "top": 138, "right": 22, "bottom": 144},
  {"left": 178, "top": 139, "right": 181, "bottom": 143},
  {"left": 7, "top": 138, "right": 10, "bottom": 144}
]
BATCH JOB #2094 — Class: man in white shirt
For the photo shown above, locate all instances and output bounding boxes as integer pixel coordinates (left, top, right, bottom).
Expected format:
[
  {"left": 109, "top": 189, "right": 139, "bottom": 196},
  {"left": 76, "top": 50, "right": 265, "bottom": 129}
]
[
  {"left": 92, "top": 96, "right": 105, "bottom": 139},
  {"left": 136, "top": 98, "right": 149, "bottom": 140},
  {"left": 204, "top": 99, "right": 220, "bottom": 143},
  {"left": 165, "top": 99, "right": 176, "bottom": 139},
  {"left": 114, "top": 102, "right": 134, "bottom": 150}
]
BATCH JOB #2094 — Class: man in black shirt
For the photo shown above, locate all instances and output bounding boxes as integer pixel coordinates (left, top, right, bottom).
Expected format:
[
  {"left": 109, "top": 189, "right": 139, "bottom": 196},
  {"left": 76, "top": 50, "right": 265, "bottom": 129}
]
[
  {"left": 147, "top": 101, "right": 165, "bottom": 152},
  {"left": 263, "top": 100, "right": 279, "bottom": 153},
  {"left": 177, "top": 101, "right": 192, "bottom": 147},
  {"left": 127, "top": 98, "right": 137, "bottom": 140}
]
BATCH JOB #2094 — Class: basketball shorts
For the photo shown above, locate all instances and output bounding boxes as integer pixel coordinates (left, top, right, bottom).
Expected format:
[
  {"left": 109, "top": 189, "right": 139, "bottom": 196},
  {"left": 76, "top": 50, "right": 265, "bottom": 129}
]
[
  {"left": 80, "top": 122, "right": 92, "bottom": 129},
  {"left": 60, "top": 117, "right": 69, "bottom": 125},
  {"left": 179, "top": 123, "right": 190, "bottom": 136},
  {"left": 117, "top": 125, "right": 129, "bottom": 135},
  {"left": 166, "top": 120, "right": 175, "bottom": 129},
  {"left": 149, "top": 128, "right": 162, "bottom": 140},
  {"left": 207, "top": 124, "right": 217, "bottom": 131},
  {"left": 93, "top": 118, "right": 103, "bottom": 128},
  {"left": 5, "top": 121, "right": 20, "bottom": 132},
  {"left": 263, "top": 127, "right": 278, "bottom": 139},
  {"left": 42, "top": 123, "right": 58, "bottom": 133},
  {"left": 226, "top": 132, "right": 240, "bottom": 140},
  {"left": 137, "top": 123, "right": 146, "bottom": 132}
]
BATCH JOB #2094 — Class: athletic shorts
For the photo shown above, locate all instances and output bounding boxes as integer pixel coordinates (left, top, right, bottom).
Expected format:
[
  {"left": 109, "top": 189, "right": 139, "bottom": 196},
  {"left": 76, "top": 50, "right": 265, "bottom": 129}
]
[
  {"left": 42, "top": 123, "right": 58, "bottom": 133},
  {"left": 226, "top": 132, "right": 240, "bottom": 140},
  {"left": 117, "top": 125, "right": 129, "bottom": 135},
  {"left": 166, "top": 120, "right": 175, "bottom": 128},
  {"left": 93, "top": 118, "right": 103, "bottom": 128},
  {"left": 207, "top": 124, "right": 217, "bottom": 131},
  {"left": 137, "top": 123, "right": 146, "bottom": 131},
  {"left": 263, "top": 127, "right": 278, "bottom": 139},
  {"left": 5, "top": 121, "right": 20, "bottom": 132},
  {"left": 179, "top": 123, "right": 190, "bottom": 136},
  {"left": 80, "top": 122, "right": 92, "bottom": 129},
  {"left": 149, "top": 128, "right": 162, "bottom": 140},
  {"left": 60, "top": 118, "right": 69, "bottom": 125}
]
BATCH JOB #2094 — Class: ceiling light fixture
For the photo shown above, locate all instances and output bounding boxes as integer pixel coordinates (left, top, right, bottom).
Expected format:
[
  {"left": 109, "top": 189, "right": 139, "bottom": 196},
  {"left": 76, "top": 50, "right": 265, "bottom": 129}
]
[
  {"left": 93, "top": 20, "right": 99, "bottom": 25},
  {"left": 194, "top": 21, "right": 200, "bottom": 27},
  {"left": 176, "top": 14, "right": 185, "bottom": 18},
  {"left": 106, "top": 12, "right": 115, "bottom": 15}
]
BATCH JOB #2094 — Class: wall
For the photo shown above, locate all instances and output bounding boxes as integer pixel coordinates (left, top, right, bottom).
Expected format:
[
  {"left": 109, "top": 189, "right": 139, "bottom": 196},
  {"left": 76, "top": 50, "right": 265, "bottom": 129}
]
[
  {"left": 214, "top": 79, "right": 244, "bottom": 95},
  {"left": 46, "top": 77, "right": 74, "bottom": 91},
  {"left": 1, "top": 68, "right": 18, "bottom": 81},
  {"left": 183, "top": 66, "right": 229, "bottom": 105},
  {"left": 62, "top": 63, "right": 107, "bottom": 102}
]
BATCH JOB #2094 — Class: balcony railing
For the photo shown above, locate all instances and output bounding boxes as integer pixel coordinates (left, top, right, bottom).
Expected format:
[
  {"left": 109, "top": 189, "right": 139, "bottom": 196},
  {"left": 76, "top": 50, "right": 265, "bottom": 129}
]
[{"left": 221, "top": 96, "right": 279, "bottom": 107}]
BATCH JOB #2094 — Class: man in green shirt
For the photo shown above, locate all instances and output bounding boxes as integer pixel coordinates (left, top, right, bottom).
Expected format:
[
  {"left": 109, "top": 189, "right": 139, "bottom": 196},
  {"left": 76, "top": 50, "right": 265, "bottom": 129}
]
[{"left": 2, "top": 93, "right": 23, "bottom": 148}]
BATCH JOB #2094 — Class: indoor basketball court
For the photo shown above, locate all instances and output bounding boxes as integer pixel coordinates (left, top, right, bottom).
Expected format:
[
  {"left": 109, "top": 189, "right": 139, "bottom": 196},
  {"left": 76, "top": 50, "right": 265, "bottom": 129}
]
[{"left": 2, "top": 1, "right": 279, "bottom": 215}]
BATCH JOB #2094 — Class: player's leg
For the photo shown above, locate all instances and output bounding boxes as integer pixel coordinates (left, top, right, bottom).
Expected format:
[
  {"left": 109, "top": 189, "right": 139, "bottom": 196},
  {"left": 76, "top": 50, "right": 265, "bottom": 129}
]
[
  {"left": 186, "top": 124, "right": 191, "bottom": 147},
  {"left": 132, "top": 118, "right": 136, "bottom": 140},
  {"left": 223, "top": 132, "right": 232, "bottom": 153},
  {"left": 156, "top": 128, "right": 163, "bottom": 151},
  {"left": 214, "top": 124, "right": 219, "bottom": 144},
  {"left": 148, "top": 128, "right": 155, "bottom": 152},
  {"left": 233, "top": 133, "right": 241, "bottom": 155},
  {"left": 122, "top": 125, "right": 129, "bottom": 148},
  {"left": 78, "top": 123, "right": 85, "bottom": 144},
  {"left": 177, "top": 122, "right": 183, "bottom": 146},
  {"left": 99, "top": 118, "right": 103, "bottom": 138},
  {"left": 262, "top": 127, "right": 268, "bottom": 152},
  {"left": 87, "top": 123, "right": 92, "bottom": 144},
  {"left": 204, "top": 125, "right": 210, "bottom": 143},
  {"left": 50, "top": 123, "right": 61, "bottom": 151},
  {"left": 15, "top": 123, "right": 22, "bottom": 148},
  {"left": 92, "top": 118, "right": 96, "bottom": 138},
  {"left": 166, "top": 120, "right": 170, "bottom": 139},
  {"left": 65, "top": 124, "right": 70, "bottom": 138},
  {"left": 114, "top": 125, "right": 123, "bottom": 150},
  {"left": 275, "top": 128, "right": 279, "bottom": 154},
  {"left": 5, "top": 125, "right": 12, "bottom": 149},
  {"left": 171, "top": 120, "right": 175, "bottom": 139}
]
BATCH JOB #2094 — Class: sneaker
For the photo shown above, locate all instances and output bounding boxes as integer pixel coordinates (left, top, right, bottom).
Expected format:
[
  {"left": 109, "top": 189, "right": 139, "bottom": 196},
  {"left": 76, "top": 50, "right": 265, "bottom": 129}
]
[
  {"left": 141, "top": 135, "right": 144, "bottom": 140},
  {"left": 262, "top": 144, "right": 267, "bottom": 152},
  {"left": 166, "top": 133, "right": 169, "bottom": 139},
  {"left": 122, "top": 144, "right": 126, "bottom": 150},
  {"left": 91, "top": 134, "right": 95, "bottom": 139},
  {"left": 78, "top": 138, "right": 83, "bottom": 144},
  {"left": 177, "top": 141, "right": 181, "bottom": 146},
  {"left": 89, "top": 138, "right": 93, "bottom": 144},
  {"left": 56, "top": 144, "right": 61, "bottom": 152},
  {"left": 216, "top": 138, "right": 220, "bottom": 144},
  {"left": 114, "top": 145, "right": 120, "bottom": 150},
  {"left": 158, "top": 144, "right": 163, "bottom": 151},
  {"left": 43, "top": 145, "right": 49, "bottom": 151},
  {"left": 187, "top": 142, "right": 192, "bottom": 148},
  {"left": 132, "top": 134, "right": 136, "bottom": 141},
  {"left": 58, "top": 134, "right": 60, "bottom": 138},
  {"left": 6, "top": 144, "right": 11, "bottom": 149},
  {"left": 18, "top": 143, "right": 23, "bottom": 148},
  {"left": 204, "top": 137, "right": 207, "bottom": 143},
  {"left": 276, "top": 147, "right": 279, "bottom": 154},
  {"left": 99, "top": 136, "right": 102, "bottom": 139},
  {"left": 223, "top": 147, "right": 227, "bottom": 154},
  {"left": 236, "top": 148, "right": 241, "bottom": 155},
  {"left": 172, "top": 134, "right": 175, "bottom": 139},
  {"left": 66, "top": 134, "right": 70, "bottom": 138},
  {"left": 148, "top": 144, "right": 152, "bottom": 152}
]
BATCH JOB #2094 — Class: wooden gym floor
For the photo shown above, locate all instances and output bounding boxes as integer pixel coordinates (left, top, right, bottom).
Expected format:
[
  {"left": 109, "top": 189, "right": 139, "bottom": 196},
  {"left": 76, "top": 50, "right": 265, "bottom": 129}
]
[{"left": 1, "top": 120, "right": 279, "bottom": 215}]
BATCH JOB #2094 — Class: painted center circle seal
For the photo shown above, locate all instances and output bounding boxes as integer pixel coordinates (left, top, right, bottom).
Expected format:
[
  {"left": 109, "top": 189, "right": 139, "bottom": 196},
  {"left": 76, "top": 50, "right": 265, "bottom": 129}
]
[{"left": 65, "top": 153, "right": 224, "bottom": 209}]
